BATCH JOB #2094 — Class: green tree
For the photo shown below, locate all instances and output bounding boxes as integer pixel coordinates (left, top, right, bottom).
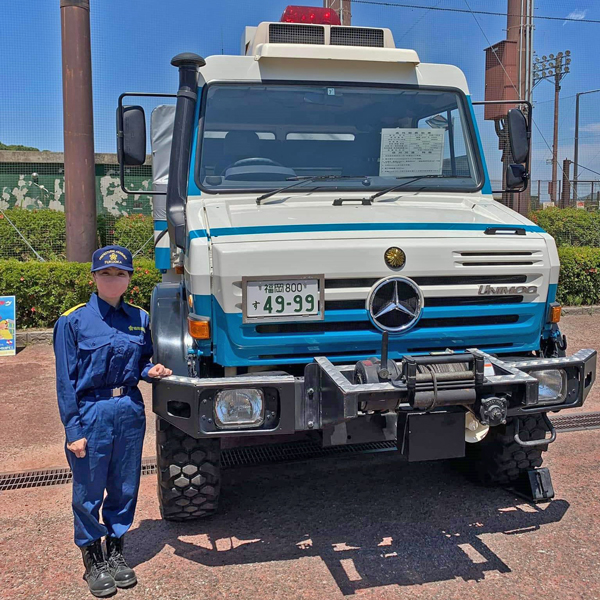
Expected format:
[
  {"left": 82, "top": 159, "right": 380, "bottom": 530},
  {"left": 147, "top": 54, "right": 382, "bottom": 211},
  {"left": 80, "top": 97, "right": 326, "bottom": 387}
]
[{"left": 0, "top": 142, "right": 40, "bottom": 151}]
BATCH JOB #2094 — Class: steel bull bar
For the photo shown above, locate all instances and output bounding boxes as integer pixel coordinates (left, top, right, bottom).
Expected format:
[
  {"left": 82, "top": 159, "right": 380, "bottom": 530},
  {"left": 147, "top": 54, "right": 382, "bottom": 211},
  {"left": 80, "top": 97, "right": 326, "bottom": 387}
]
[{"left": 153, "top": 348, "right": 596, "bottom": 443}]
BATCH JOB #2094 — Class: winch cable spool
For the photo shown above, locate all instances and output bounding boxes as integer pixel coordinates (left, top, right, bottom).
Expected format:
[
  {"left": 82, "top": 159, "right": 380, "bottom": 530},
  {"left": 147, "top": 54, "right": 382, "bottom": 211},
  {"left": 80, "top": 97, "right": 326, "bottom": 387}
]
[
  {"left": 354, "top": 358, "right": 472, "bottom": 385},
  {"left": 415, "top": 361, "right": 470, "bottom": 376},
  {"left": 411, "top": 361, "right": 474, "bottom": 410}
]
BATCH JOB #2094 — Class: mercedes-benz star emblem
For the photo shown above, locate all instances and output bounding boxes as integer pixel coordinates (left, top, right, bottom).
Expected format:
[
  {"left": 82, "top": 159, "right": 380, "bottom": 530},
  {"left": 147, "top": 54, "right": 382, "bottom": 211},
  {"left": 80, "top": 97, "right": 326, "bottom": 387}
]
[{"left": 366, "top": 276, "right": 423, "bottom": 333}]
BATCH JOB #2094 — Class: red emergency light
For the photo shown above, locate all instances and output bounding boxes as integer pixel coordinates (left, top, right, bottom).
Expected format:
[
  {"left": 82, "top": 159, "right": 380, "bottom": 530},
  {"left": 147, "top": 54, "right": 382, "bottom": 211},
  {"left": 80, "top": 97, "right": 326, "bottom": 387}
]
[{"left": 280, "top": 5, "right": 341, "bottom": 25}]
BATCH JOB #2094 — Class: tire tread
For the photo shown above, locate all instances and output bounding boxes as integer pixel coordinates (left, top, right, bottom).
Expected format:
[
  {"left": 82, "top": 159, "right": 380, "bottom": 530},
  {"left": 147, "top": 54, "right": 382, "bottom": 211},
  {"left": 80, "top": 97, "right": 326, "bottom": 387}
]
[
  {"left": 464, "top": 414, "right": 549, "bottom": 485},
  {"left": 156, "top": 418, "right": 221, "bottom": 521}
]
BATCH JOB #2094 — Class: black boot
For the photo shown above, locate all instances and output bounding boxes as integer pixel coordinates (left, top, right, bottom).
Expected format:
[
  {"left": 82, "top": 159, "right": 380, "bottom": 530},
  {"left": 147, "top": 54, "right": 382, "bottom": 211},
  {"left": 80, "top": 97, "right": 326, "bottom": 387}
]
[
  {"left": 106, "top": 535, "right": 137, "bottom": 588},
  {"left": 81, "top": 539, "right": 117, "bottom": 597}
]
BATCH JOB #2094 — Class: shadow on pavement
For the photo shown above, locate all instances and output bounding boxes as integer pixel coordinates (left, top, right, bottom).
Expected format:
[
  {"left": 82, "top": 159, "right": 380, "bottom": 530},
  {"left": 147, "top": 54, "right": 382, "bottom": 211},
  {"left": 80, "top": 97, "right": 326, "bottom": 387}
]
[{"left": 128, "top": 452, "right": 569, "bottom": 595}]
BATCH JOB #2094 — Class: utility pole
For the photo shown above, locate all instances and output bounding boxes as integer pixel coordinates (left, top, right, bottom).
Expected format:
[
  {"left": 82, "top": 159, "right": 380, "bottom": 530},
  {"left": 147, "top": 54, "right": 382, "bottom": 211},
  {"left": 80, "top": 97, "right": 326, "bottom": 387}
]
[
  {"left": 484, "top": 0, "right": 533, "bottom": 216},
  {"left": 507, "top": 0, "right": 533, "bottom": 104},
  {"left": 324, "top": 0, "right": 351, "bottom": 25},
  {"left": 533, "top": 51, "right": 571, "bottom": 204},
  {"left": 509, "top": 0, "right": 533, "bottom": 216},
  {"left": 60, "top": 0, "right": 97, "bottom": 262},
  {"left": 560, "top": 158, "right": 571, "bottom": 208},
  {"left": 574, "top": 88, "right": 600, "bottom": 200}
]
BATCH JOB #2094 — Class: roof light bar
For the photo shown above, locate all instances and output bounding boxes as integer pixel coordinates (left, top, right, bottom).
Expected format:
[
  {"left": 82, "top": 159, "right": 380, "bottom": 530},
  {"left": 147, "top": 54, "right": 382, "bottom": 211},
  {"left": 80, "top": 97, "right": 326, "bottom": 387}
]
[{"left": 280, "top": 5, "right": 341, "bottom": 25}]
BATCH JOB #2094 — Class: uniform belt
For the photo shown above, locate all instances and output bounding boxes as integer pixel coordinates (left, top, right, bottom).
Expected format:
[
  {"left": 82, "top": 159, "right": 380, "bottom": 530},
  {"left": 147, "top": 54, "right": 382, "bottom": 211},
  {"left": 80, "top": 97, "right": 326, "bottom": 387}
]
[{"left": 83, "top": 385, "right": 135, "bottom": 399}]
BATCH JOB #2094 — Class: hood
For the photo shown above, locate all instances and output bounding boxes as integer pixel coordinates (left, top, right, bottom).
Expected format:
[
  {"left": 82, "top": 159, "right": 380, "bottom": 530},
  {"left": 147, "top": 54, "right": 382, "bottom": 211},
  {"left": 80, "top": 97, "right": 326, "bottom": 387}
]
[{"left": 198, "top": 192, "right": 543, "bottom": 243}]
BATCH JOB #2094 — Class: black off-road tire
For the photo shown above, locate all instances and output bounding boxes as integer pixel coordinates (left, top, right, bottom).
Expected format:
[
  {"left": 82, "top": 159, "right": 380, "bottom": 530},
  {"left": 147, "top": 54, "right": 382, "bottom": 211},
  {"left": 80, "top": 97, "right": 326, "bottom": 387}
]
[
  {"left": 156, "top": 418, "right": 221, "bottom": 521},
  {"left": 464, "top": 414, "right": 549, "bottom": 485}
]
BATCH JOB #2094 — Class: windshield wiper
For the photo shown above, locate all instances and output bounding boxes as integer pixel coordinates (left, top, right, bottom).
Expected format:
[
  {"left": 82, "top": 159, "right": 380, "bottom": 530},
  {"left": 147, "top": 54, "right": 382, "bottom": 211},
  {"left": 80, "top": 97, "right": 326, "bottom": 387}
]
[
  {"left": 256, "top": 175, "right": 370, "bottom": 204},
  {"left": 368, "top": 175, "right": 448, "bottom": 202}
]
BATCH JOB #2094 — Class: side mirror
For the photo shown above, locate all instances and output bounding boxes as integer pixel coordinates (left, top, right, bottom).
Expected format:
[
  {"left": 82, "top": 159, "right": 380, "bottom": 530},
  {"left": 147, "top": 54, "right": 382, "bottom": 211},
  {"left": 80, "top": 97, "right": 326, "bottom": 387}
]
[
  {"left": 506, "top": 163, "right": 527, "bottom": 189},
  {"left": 116, "top": 105, "right": 146, "bottom": 166},
  {"left": 507, "top": 108, "right": 529, "bottom": 164}
]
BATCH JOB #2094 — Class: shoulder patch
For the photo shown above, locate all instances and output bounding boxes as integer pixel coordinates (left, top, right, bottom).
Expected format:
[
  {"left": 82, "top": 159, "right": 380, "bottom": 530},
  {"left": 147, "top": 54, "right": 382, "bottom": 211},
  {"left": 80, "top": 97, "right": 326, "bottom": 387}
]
[
  {"left": 128, "top": 303, "right": 149, "bottom": 315},
  {"left": 61, "top": 303, "right": 86, "bottom": 317}
]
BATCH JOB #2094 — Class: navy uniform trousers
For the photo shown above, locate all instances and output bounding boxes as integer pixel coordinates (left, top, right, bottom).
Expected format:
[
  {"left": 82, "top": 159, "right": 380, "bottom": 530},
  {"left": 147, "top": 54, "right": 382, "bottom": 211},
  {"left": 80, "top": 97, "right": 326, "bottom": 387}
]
[{"left": 53, "top": 293, "right": 154, "bottom": 547}]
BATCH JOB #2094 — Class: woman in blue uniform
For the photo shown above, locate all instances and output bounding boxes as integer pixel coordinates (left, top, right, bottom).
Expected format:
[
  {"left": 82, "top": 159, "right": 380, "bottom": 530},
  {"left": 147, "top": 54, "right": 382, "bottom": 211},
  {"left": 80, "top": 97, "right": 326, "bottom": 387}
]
[{"left": 54, "top": 245, "right": 172, "bottom": 597}]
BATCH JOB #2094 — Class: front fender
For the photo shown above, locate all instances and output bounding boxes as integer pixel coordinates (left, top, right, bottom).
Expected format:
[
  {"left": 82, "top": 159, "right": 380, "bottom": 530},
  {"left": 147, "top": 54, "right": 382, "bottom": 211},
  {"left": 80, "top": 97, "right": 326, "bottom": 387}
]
[{"left": 151, "top": 282, "right": 190, "bottom": 376}]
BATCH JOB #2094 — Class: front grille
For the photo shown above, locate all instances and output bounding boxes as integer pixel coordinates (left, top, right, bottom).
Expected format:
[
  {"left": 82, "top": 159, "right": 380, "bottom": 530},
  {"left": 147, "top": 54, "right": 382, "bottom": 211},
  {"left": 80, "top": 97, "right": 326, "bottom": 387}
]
[
  {"left": 325, "top": 274, "right": 528, "bottom": 289},
  {"left": 425, "top": 295, "right": 524, "bottom": 306},
  {"left": 406, "top": 343, "right": 514, "bottom": 352},
  {"left": 326, "top": 277, "right": 380, "bottom": 289},
  {"left": 257, "top": 321, "right": 372, "bottom": 334},
  {"left": 457, "top": 261, "right": 536, "bottom": 267},
  {"left": 413, "top": 274, "right": 528, "bottom": 286},
  {"left": 330, "top": 26, "right": 385, "bottom": 47},
  {"left": 245, "top": 265, "right": 539, "bottom": 360},
  {"left": 458, "top": 251, "right": 534, "bottom": 256},
  {"left": 325, "top": 299, "right": 366, "bottom": 311},
  {"left": 255, "top": 314, "right": 519, "bottom": 335},
  {"left": 259, "top": 349, "right": 379, "bottom": 360},
  {"left": 417, "top": 314, "right": 518, "bottom": 328},
  {"left": 454, "top": 250, "right": 543, "bottom": 267},
  {"left": 269, "top": 23, "right": 325, "bottom": 44},
  {"left": 325, "top": 295, "right": 524, "bottom": 311}
]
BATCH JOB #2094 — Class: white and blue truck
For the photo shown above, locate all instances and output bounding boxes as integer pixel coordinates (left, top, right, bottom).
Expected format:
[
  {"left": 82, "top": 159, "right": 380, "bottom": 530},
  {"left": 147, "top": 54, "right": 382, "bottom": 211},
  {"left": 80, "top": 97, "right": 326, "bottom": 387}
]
[{"left": 116, "top": 6, "right": 596, "bottom": 520}]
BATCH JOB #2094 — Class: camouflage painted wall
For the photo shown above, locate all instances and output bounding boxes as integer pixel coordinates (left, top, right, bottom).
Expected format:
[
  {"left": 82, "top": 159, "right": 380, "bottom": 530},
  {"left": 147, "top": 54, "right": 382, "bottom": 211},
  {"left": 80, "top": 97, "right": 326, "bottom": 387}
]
[{"left": 0, "top": 161, "right": 153, "bottom": 216}]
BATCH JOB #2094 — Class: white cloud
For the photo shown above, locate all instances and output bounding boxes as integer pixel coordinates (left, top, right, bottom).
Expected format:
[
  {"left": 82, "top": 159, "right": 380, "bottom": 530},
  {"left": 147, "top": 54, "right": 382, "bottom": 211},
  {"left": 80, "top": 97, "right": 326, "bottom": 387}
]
[
  {"left": 564, "top": 9, "right": 587, "bottom": 25},
  {"left": 581, "top": 123, "right": 600, "bottom": 134}
]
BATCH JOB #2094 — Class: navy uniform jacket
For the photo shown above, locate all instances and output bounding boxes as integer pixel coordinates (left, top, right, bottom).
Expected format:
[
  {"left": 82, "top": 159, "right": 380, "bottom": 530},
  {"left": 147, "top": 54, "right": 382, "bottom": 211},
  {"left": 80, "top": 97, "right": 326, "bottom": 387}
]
[{"left": 53, "top": 293, "right": 154, "bottom": 443}]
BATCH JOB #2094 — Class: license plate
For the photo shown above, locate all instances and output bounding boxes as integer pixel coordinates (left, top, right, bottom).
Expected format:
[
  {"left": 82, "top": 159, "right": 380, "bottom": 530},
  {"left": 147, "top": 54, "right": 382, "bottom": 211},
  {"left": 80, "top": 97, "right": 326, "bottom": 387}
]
[{"left": 243, "top": 276, "right": 324, "bottom": 323}]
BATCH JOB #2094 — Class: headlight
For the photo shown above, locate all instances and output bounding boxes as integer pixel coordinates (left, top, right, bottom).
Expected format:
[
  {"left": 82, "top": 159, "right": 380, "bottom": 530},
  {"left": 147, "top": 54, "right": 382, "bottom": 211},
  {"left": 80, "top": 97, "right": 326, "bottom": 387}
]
[
  {"left": 531, "top": 369, "right": 567, "bottom": 405},
  {"left": 214, "top": 388, "right": 264, "bottom": 429}
]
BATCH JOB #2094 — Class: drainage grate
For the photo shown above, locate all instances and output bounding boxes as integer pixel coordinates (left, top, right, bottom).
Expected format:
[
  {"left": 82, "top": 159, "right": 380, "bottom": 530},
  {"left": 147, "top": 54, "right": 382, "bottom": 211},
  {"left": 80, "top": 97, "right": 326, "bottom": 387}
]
[
  {"left": 550, "top": 411, "right": 600, "bottom": 432},
  {"left": 1, "top": 413, "right": 599, "bottom": 492},
  {"left": 0, "top": 467, "right": 72, "bottom": 491},
  {"left": 0, "top": 458, "right": 158, "bottom": 492}
]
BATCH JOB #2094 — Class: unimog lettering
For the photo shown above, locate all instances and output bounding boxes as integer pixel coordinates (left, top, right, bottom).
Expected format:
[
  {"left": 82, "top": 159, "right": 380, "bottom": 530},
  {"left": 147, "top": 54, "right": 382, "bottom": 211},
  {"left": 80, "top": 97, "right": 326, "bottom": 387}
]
[{"left": 478, "top": 285, "right": 538, "bottom": 295}]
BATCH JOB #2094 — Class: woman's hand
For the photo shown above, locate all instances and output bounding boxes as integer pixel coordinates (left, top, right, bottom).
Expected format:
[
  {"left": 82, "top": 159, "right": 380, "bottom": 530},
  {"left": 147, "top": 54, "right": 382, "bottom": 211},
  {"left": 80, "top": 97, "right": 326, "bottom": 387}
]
[
  {"left": 147, "top": 364, "right": 173, "bottom": 379},
  {"left": 67, "top": 438, "right": 87, "bottom": 459}
]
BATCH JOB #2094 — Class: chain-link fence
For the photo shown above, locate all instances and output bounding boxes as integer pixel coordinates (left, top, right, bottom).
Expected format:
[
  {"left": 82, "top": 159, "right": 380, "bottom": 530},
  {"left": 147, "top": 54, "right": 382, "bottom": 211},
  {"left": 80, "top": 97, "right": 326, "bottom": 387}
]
[
  {"left": 0, "top": 155, "right": 154, "bottom": 261},
  {"left": 1, "top": 0, "right": 599, "bottom": 259}
]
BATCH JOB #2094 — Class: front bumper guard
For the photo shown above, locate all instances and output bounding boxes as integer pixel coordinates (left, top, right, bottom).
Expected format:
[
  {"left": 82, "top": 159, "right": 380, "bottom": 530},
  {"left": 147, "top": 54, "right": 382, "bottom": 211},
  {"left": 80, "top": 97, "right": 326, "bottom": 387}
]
[{"left": 153, "top": 348, "right": 596, "bottom": 439}]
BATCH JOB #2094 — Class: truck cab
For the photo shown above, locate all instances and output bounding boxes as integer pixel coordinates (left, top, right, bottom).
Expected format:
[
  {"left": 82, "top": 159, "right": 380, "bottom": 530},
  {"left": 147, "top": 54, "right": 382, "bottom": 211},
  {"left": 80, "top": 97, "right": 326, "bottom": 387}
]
[{"left": 117, "top": 6, "right": 596, "bottom": 520}]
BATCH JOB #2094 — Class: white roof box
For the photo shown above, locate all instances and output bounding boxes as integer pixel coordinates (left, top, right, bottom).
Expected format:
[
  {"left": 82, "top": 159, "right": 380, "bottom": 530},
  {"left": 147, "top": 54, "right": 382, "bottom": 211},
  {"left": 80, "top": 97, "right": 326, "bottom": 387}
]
[{"left": 242, "top": 21, "right": 399, "bottom": 55}]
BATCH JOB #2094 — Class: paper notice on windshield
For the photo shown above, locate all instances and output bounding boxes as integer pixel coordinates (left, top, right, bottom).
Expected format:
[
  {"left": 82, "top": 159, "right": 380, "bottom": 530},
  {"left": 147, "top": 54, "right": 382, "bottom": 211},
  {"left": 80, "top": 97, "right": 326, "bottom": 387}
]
[{"left": 379, "top": 128, "right": 445, "bottom": 177}]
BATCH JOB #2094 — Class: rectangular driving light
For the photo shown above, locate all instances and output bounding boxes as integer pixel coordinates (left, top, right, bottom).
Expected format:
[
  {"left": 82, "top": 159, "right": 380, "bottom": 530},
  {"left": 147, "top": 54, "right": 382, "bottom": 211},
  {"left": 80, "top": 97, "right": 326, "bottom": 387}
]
[
  {"left": 530, "top": 369, "right": 567, "bottom": 405},
  {"left": 214, "top": 388, "right": 265, "bottom": 429}
]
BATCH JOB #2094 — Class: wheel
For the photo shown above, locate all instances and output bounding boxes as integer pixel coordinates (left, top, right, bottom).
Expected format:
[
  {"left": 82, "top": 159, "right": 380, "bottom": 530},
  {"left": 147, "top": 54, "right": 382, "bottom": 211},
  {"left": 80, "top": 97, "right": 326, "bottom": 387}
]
[
  {"left": 155, "top": 418, "right": 221, "bottom": 520},
  {"left": 464, "top": 414, "right": 549, "bottom": 485}
]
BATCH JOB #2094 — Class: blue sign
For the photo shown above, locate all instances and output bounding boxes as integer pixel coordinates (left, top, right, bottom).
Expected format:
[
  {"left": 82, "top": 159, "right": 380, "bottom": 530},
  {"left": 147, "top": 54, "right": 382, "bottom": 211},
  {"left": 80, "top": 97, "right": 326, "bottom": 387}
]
[{"left": 0, "top": 296, "right": 16, "bottom": 357}]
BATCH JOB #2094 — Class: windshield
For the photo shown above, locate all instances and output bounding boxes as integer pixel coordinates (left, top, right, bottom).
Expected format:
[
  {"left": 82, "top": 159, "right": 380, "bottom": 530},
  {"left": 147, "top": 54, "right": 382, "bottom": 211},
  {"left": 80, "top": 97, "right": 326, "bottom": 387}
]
[{"left": 196, "top": 83, "right": 483, "bottom": 194}]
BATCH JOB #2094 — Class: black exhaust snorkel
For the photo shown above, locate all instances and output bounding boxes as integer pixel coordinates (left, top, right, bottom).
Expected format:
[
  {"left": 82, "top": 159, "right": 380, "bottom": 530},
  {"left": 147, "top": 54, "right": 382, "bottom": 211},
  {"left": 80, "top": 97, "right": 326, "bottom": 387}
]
[{"left": 166, "top": 52, "right": 206, "bottom": 250}]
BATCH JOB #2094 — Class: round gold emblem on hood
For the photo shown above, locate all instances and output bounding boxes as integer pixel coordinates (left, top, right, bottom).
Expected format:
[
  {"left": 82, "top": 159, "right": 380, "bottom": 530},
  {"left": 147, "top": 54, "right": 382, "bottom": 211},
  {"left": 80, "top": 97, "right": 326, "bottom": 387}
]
[{"left": 384, "top": 247, "right": 406, "bottom": 269}]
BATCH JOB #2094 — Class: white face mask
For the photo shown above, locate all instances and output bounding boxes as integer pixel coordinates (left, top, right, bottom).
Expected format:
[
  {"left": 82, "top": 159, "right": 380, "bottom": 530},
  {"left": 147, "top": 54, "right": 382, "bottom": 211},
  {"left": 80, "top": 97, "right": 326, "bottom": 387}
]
[{"left": 95, "top": 274, "right": 130, "bottom": 300}]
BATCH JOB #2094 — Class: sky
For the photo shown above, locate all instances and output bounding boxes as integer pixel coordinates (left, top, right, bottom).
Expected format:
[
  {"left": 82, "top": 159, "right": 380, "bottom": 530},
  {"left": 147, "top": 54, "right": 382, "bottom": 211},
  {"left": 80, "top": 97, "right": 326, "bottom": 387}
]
[{"left": 1, "top": 0, "right": 599, "bottom": 183}]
